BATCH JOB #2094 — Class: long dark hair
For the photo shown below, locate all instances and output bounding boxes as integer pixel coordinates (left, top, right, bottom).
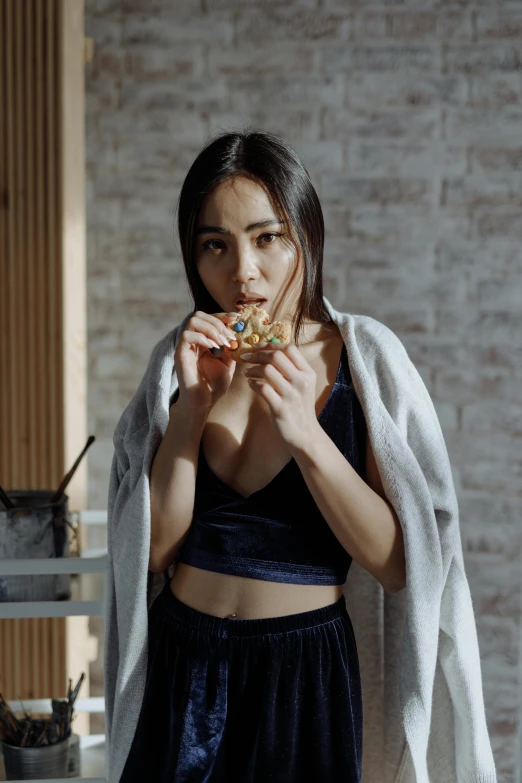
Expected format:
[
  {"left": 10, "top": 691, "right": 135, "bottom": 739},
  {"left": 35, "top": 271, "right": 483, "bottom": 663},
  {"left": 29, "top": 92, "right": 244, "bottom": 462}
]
[{"left": 176, "top": 127, "right": 332, "bottom": 346}]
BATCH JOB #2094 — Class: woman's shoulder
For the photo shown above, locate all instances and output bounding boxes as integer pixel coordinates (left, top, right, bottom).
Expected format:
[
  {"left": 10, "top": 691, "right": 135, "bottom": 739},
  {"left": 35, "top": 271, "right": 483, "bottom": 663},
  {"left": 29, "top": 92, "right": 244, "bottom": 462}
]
[
  {"left": 339, "top": 313, "right": 413, "bottom": 369},
  {"left": 113, "top": 323, "right": 182, "bottom": 447}
]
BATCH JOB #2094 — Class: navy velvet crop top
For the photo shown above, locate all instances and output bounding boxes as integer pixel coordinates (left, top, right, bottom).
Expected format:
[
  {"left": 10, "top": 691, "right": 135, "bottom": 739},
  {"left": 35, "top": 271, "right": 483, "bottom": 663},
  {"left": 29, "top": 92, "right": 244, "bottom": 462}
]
[{"left": 175, "top": 342, "right": 367, "bottom": 586}]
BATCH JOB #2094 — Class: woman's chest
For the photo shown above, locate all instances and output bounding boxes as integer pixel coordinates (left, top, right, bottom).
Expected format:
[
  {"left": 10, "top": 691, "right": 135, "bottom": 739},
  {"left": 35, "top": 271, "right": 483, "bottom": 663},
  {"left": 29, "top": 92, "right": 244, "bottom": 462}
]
[{"left": 200, "top": 334, "right": 345, "bottom": 498}]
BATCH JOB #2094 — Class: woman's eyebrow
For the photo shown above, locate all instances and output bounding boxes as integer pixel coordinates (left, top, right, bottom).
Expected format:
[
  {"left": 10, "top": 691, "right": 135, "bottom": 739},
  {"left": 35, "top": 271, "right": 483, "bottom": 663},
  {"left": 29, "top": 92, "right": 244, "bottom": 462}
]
[{"left": 195, "top": 218, "right": 285, "bottom": 236}]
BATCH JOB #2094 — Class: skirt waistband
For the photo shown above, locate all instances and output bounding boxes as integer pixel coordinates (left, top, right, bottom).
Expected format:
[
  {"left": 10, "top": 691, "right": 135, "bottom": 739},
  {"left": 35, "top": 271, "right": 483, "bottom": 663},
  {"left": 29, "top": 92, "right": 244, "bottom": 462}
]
[{"left": 159, "top": 579, "right": 347, "bottom": 637}]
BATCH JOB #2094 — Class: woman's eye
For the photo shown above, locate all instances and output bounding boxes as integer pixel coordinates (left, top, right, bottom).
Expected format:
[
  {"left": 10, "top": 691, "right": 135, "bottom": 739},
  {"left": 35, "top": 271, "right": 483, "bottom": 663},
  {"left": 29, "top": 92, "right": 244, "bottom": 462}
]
[
  {"left": 202, "top": 239, "right": 223, "bottom": 251},
  {"left": 258, "top": 233, "right": 281, "bottom": 245}
]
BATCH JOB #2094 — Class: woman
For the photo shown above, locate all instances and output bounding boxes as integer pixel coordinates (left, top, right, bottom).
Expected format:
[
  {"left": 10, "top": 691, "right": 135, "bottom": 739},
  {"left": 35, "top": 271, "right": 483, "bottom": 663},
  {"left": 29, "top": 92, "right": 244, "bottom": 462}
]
[
  {"left": 117, "top": 130, "right": 398, "bottom": 782},
  {"left": 109, "top": 130, "right": 496, "bottom": 783}
]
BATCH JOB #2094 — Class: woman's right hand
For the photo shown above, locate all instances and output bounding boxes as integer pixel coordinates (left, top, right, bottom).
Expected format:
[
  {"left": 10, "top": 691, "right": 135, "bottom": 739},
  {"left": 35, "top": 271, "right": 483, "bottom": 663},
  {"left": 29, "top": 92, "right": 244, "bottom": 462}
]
[{"left": 173, "top": 310, "right": 240, "bottom": 413}]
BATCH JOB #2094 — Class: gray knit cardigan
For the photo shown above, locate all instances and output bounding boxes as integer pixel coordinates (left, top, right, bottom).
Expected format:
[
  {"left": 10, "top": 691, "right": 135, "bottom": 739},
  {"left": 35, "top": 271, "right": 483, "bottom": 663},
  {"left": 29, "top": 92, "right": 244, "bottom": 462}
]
[{"left": 104, "top": 296, "right": 497, "bottom": 783}]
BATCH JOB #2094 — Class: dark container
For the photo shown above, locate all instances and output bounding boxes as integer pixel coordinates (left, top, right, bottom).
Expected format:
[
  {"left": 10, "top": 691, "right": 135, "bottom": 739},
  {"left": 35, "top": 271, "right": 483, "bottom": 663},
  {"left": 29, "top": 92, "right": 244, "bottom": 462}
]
[{"left": 0, "top": 490, "right": 71, "bottom": 602}]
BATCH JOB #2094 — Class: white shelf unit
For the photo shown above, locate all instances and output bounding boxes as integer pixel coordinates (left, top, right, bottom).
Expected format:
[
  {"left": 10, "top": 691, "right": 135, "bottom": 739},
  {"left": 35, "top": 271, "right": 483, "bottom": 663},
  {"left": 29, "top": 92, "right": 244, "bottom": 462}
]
[{"left": 0, "top": 510, "right": 109, "bottom": 782}]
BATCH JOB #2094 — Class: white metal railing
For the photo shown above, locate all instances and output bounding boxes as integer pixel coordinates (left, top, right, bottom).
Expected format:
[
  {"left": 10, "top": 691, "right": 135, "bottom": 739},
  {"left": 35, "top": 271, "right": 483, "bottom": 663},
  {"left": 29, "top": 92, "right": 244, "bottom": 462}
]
[{"left": 0, "top": 510, "right": 108, "bottom": 782}]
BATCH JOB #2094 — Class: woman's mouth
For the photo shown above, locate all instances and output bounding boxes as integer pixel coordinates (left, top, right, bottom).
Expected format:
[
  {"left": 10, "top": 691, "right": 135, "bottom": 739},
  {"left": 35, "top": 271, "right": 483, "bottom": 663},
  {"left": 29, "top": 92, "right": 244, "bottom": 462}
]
[{"left": 234, "top": 299, "right": 268, "bottom": 311}]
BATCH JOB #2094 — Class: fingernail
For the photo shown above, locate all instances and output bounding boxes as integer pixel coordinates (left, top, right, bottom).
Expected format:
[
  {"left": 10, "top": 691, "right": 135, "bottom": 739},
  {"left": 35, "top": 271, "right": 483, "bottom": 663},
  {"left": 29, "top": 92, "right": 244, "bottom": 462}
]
[{"left": 242, "top": 353, "right": 253, "bottom": 361}]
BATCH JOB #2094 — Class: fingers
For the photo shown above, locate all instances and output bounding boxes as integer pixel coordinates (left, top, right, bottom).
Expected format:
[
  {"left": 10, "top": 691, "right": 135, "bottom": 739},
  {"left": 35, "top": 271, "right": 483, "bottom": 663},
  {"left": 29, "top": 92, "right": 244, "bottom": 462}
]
[
  {"left": 187, "top": 310, "right": 237, "bottom": 348},
  {"left": 243, "top": 361, "right": 295, "bottom": 397},
  {"left": 239, "top": 343, "right": 309, "bottom": 371},
  {"left": 183, "top": 329, "right": 223, "bottom": 352},
  {"left": 222, "top": 312, "right": 241, "bottom": 321},
  {"left": 240, "top": 344, "right": 315, "bottom": 396},
  {"left": 214, "top": 313, "right": 240, "bottom": 326}
]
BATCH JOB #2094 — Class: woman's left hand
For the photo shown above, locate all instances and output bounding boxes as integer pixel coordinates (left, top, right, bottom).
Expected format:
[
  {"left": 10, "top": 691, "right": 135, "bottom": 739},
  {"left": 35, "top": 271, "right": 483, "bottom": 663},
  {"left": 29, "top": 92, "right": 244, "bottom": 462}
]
[{"left": 239, "top": 342, "right": 320, "bottom": 451}]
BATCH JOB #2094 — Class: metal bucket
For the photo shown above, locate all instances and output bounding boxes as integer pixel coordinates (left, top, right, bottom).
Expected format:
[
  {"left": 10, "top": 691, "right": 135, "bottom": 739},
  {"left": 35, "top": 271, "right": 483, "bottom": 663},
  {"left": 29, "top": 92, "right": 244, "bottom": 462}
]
[
  {"left": 66, "top": 732, "right": 81, "bottom": 777},
  {"left": 0, "top": 490, "right": 71, "bottom": 602},
  {"left": 1, "top": 735, "right": 70, "bottom": 780}
]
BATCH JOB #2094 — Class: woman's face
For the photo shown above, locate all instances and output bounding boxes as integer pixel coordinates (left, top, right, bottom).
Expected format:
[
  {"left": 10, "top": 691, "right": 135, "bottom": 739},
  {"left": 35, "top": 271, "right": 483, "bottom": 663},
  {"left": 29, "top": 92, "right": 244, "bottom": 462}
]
[{"left": 194, "top": 175, "right": 303, "bottom": 325}]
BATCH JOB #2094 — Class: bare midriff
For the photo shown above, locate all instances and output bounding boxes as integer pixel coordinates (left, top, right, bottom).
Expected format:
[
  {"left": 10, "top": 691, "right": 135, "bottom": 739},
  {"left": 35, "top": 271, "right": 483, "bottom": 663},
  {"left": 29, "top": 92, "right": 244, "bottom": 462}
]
[
  {"left": 170, "top": 565, "right": 344, "bottom": 619},
  {"left": 170, "top": 322, "right": 347, "bottom": 620}
]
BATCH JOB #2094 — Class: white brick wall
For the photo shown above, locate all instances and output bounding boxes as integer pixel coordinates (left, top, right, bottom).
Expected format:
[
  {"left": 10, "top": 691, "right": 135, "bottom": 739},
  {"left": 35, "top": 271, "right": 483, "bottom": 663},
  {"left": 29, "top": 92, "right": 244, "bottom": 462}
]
[{"left": 85, "top": 1, "right": 522, "bottom": 772}]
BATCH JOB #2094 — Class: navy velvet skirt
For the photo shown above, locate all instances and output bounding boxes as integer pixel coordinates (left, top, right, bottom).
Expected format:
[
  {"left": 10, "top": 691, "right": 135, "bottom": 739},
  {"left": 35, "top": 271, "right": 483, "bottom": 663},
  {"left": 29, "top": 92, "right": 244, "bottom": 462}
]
[{"left": 119, "top": 578, "right": 363, "bottom": 782}]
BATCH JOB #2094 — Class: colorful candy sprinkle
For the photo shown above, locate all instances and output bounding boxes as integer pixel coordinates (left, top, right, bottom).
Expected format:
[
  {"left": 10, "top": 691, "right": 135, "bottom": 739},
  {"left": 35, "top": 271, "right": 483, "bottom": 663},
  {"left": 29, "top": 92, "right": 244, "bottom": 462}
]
[
  {"left": 270, "top": 337, "right": 281, "bottom": 342},
  {"left": 233, "top": 321, "right": 245, "bottom": 332}
]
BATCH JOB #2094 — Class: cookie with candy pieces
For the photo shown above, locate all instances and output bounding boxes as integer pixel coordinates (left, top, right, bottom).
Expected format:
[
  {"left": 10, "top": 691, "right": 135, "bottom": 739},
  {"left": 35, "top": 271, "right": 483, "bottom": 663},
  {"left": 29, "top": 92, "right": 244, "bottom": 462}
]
[{"left": 221, "top": 303, "right": 291, "bottom": 358}]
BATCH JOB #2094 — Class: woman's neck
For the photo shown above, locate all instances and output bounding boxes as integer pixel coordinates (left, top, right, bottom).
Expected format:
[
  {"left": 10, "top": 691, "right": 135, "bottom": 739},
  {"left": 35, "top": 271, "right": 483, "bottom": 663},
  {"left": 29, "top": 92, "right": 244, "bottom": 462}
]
[{"left": 296, "top": 319, "right": 337, "bottom": 347}]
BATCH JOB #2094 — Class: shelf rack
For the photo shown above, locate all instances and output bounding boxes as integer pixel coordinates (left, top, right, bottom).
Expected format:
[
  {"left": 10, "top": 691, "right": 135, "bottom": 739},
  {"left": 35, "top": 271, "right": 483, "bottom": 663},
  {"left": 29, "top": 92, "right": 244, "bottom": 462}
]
[{"left": 0, "top": 510, "right": 109, "bottom": 782}]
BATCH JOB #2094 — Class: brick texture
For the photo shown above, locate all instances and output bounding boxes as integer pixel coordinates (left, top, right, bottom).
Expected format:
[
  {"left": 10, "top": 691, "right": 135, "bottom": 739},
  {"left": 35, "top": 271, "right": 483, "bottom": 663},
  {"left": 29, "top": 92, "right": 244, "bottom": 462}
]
[{"left": 85, "top": 0, "right": 522, "bottom": 767}]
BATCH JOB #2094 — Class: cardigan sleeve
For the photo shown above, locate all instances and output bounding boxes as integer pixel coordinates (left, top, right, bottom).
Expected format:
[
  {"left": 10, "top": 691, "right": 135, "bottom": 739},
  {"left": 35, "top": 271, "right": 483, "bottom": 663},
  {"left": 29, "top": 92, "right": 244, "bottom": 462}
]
[
  {"left": 352, "top": 314, "right": 459, "bottom": 531},
  {"left": 104, "top": 326, "right": 178, "bottom": 770},
  {"left": 104, "top": 441, "right": 136, "bottom": 774},
  {"left": 353, "top": 315, "right": 496, "bottom": 781},
  {"left": 103, "top": 450, "right": 120, "bottom": 774},
  {"left": 438, "top": 550, "right": 498, "bottom": 779}
]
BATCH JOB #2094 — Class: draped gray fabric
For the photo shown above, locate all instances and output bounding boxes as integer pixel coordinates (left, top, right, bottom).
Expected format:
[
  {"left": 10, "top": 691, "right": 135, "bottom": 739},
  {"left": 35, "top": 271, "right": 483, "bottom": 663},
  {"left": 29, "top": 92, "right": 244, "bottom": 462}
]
[{"left": 104, "top": 297, "right": 496, "bottom": 783}]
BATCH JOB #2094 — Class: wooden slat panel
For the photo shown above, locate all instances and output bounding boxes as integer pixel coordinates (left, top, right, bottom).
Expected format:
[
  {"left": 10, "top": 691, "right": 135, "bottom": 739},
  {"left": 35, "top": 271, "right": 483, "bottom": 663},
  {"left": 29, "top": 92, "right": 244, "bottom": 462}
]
[
  {"left": 0, "top": 0, "right": 80, "bottom": 723},
  {"left": 0, "top": 0, "right": 64, "bottom": 489},
  {"left": 26, "top": 0, "right": 36, "bottom": 485},
  {"left": 35, "top": 0, "right": 47, "bottom": 485},
  {"left": 47, "top": 0, "right": 60, "bottom": 483},
  {"left": 0, "top": 0, "right": 5, "bottom": 455},
  {"left": 15, "top": 0, "right": 27, "bottom": 481},
  {"left": 4, "top": 0, "right": 16, "bottom": 481},
  {"left": 0, "top": 0, "right": 58, "bottom": 720}
]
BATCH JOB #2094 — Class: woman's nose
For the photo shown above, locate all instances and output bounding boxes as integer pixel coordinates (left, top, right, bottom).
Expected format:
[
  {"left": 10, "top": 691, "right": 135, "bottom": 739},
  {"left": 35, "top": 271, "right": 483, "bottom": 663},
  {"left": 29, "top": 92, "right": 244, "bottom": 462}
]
[{"left": 231, "top": 248, "right": 258, "bottom": 279}]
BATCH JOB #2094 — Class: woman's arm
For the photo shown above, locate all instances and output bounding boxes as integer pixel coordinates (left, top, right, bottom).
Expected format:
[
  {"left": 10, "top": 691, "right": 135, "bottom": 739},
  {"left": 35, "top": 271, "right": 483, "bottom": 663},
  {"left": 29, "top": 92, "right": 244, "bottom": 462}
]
[
  {"left": 148, "top": 400, "right": 210, "bottom": 573},
  {"left": 291, "top": 426, "right": 406, "bottom": 593}
]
